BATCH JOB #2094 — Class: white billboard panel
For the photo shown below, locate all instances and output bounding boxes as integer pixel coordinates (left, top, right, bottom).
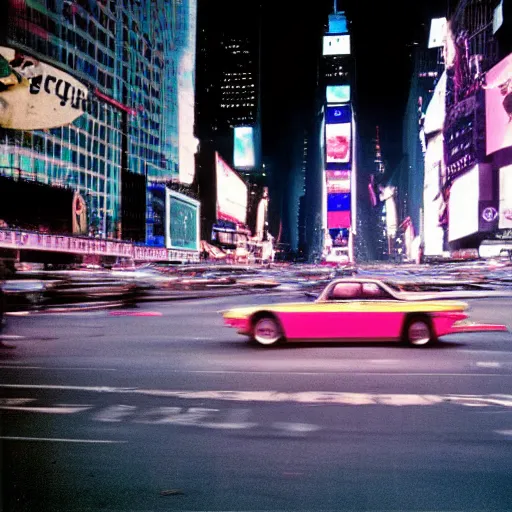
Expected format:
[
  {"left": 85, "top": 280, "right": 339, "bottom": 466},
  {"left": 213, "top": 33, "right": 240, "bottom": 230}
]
[
  {"left": 428, "top": 17, "right": 447, "bottom": 48},
  {"left": 0, "top": 46, "right": 88, "bottom": 130},
  {"left": 215, "top": 152, "right": 247, "bottom": 225},
  {"left": 499, "top": 165, "right": 512, "bottom": 229},
  {"left": 322, "top": 35, "right": 350, "bottom": 56},
  {"left": 448, "top": 165, "right": 480, "bottom": 242}
]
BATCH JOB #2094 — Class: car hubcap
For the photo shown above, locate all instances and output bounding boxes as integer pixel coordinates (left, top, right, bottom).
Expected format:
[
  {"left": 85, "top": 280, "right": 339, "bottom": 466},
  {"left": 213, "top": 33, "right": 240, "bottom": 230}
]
[
  {"left": 254, "top": 318, "right": 280, "bottom": 345},
  {"left": 408, "top": 321, "right": 431, "bottom": 346}
]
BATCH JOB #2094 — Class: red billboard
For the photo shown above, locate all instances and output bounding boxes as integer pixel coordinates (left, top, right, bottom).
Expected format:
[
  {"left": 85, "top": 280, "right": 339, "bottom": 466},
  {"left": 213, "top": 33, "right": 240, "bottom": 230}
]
[
  {"left": 326, "top": 123, "right": 351, "bottom": 163},
  {"left": 327, "top": 211, "right": 351, "bottom": 229}
]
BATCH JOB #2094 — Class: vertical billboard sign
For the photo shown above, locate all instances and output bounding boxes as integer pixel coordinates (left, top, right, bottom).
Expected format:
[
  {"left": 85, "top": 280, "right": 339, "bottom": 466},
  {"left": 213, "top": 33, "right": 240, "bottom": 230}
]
[
  {"left": 325, "top": 105, "right": 352, "bottom": 167},
  {"left": 485, "top": 52, "right": 512, "bottom": 156},
  {"left": 499, "top": 165, "right": 512, "bottom": 229},
  {"left": 146, "top": 182, "right": 166, "bottom": 247},
  {"left": 233, "top": 126, "right": 256, "bottom": 169},
  {"left": 215, "top": 152, "right": 248, "bottom": 225},
  {"left": 165, "top": 188, "right": 200, "bottom": 251},
  {"left": 325, "top": 105, "right": 352, "bottom": 230}
]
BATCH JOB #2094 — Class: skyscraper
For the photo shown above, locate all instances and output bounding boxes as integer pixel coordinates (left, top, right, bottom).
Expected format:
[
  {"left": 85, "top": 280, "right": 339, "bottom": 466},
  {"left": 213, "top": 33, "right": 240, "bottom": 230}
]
[{"left": 0, "top": 0, "right": 197, "bottom": 247}]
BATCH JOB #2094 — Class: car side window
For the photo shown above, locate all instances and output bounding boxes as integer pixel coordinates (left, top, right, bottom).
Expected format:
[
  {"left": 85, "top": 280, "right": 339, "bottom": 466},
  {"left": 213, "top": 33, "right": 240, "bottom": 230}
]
[
  {"left": 361, "top": 283, "right": 392, "bottom": 300},
  {"left": 329, "top": 282, "right": 362, "bottom": 300}
]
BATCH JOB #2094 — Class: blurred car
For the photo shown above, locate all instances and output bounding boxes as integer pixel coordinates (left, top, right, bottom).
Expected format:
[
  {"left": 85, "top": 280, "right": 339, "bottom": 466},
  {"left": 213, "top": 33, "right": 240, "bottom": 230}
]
[{"left": 222, "top": 278, "right": 507, "bottom": 347}]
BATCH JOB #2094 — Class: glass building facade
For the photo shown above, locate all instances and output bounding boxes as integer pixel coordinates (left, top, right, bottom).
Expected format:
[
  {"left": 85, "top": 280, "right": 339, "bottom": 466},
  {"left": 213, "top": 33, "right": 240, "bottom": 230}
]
[{"left": 0, "top": 0, "right": 197, "bottom": 241}]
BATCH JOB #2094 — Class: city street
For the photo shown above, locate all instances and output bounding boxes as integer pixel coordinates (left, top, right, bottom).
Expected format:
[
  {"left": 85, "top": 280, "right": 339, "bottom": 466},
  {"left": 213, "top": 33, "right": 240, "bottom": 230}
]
[{"left": 1, "top": 292, "right": 512, "bottom": 511}]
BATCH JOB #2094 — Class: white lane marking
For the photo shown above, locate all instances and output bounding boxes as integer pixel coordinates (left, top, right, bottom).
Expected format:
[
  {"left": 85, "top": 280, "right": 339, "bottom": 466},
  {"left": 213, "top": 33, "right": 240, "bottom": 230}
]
[
  {"left": 0, "top": 405, "right": 92, "bottom": 414},
  {"left": 273, "top": 422, "right": 321, "bottom": 433},
  {"left": 4, "top": 384, "right": 512, "bottom": 408},
  {"left": 0, "top": 436, "right": 126, "bottom": 444},
  {"left": 476, "top": 362, "right": 502, "bottom": 368},
  {"left": 0, "top": 365, "right": 117, "bottom": 371},
  {"left": 0, "top": 335, "right": 26, "bottom": 340},
  {"left": 495, "top": 430, "right": 512, "bottom": 437},
  {"left": 460, "top": 350, "right": 512, "bottom": 355},
  {"left": 0, "top": 398, "right": 35, "bottom": 406}
]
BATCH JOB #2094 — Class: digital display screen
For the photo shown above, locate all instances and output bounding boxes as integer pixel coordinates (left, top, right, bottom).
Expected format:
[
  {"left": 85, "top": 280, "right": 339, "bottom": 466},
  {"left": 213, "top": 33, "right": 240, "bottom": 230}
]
[
  {"left": 326, "top": 123, "right": 351, "bottom": 163},
  {"left": 327, "top": 211, "right": 351, "bottom": 229},
  {"left": 322, "top": 35, "right": 350, "bottom": 56},
  {"left": 216, "top": 152, "right": 247, "bottom": 225},
  {"left": 485, "top": 53, "right": 512, "bottom": 155},
  {"left": 166, "top": 189, "right": 200, "bottom": 251},
  {"left": 146, "top": 182, "right": 166, "bottom": 247},
  {"left": 428, "top": 17, "right": 447, "bottom": 48},
  {"left": 448, "top": 165, "right": 479, "bottom": 242},
  {"left": 325, "top": 105, "right": 351, "bottom": 124},
  {"left": 326, "top": 85, "right": 350, "bottom": 104},
  {"left": 327, "top": 193, "right": 351, "bottom": 211},
  {"left": 326, "top": 170, "right": 350, "bottom": 193},
  {"left": 233, "top": 126, "right": 255, "bottom": 169},
  {"left": 499, "top": 165, "right": 512, "bottom": 229}
]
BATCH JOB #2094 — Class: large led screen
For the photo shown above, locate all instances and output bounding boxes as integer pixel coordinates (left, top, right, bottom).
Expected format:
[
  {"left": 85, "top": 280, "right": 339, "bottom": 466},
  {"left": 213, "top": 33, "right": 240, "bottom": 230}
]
[
  {"left": 165, "top": 189, "right": 200, "bottom": 251},
  {"left": 322, "top": 35, "right": 350, "bottom": 56},
  {"left": 499, "top": 165, "right": 512, "bottom": 229},
  {"left": 326, "top": 123, "right": 351, "bottom": 163},
  {"left": 486, "top": 53, "right": 512, "bottom": 155},
  {"left": 326, "top": 170, "right": 350, "bottom": 193},
  {"left": 216, "top": 152, "right": 247, "bottom": 225},
  {"left": 327, "top": 193, "right": 351, "bottom": 211},
  {"left": 326, "top": 85, "right": 350, "bottom": 104},
  {"left": 233, "top": 126, "right": 255, "bottom": 169},
  {"left": 146, "top": 182, "right": 166, "bottom": 247},
  {"left": 448, "top": 165, "right": 479, "bottom": 242},
  {"left": 327, "top": 211, "right": 351, "bottom": 229}
]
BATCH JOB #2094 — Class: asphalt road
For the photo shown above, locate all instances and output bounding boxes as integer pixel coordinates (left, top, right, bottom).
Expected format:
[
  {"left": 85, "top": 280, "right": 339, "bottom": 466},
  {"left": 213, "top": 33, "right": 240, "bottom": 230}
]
[{"left": 1, "top": 292, "right": 512, "bottom": 511}]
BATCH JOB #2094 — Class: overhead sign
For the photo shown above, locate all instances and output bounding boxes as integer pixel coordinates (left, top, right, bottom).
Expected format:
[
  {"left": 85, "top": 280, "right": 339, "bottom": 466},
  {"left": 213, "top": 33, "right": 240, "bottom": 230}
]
[{"left": 0, "top": 46, "right": 89, "bottom": 130}]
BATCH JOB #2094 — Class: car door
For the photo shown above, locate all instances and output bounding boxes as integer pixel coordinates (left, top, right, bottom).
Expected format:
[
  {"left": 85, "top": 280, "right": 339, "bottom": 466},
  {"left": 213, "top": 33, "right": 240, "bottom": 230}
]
[{"left": 312, "top": 281, "right": 365, "bottom": 340}]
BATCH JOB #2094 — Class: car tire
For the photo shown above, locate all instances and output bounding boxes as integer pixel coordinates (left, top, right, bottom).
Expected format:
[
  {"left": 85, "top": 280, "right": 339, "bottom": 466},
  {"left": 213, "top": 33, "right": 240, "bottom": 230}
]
[
  {"left": 403, "top": 316, "right": 437, "bottom": 347},
  {"left": 252, "top": 315, "right": 283, "bottom": 347}
]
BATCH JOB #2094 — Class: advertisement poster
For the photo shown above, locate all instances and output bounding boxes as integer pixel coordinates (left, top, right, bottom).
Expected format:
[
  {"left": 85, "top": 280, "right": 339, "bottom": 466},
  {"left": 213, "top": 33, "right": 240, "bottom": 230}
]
[
  {"left": 499, "top": 165, "right": 512, "bottom": 229},
  {"left": 485, "top": 53, "right": 512, "bottom": 155},
  {"left": 166, "top": 189, "right": 200, "bottom": 251},
  {"left": 233, "top": 126, "right": 255, "bottom": 169},
  {"left": 215, "top": 153, "right": 247, "bottom": 225},
  {"left": 326, "top": 85, "right": 350, "bottom": 104},
  {"left": 72, "top": 193, "right": 88, "bottom": 236},
  {"left": 0, "top": 46, "right": 89, "bottom": 130},
  {"left": 326, "top": 170, "right": 351, "bottom": 193},
  {"left": 326, "top": 123, "right": 351, "bottom": 163}
]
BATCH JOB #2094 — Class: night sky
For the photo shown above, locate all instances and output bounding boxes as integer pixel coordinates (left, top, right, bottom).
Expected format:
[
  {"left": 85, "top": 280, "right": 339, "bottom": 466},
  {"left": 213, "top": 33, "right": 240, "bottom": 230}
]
[{"left": 261, "top": 0, "right": 450, "bottom": 173}]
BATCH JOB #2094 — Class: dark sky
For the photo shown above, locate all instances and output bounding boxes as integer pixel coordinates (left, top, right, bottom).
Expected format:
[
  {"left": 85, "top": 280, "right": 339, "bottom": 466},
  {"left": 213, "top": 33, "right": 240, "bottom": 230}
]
[{"left": 261, "top": 0, "right": 449, "bottom": 171}]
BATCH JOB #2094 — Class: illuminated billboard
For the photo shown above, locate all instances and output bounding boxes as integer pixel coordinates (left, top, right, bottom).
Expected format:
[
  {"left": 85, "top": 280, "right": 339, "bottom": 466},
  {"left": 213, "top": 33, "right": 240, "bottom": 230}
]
[
  {"left": 327, "top": 211, "right": 351, "bottom": 229},
  {"left": 326, "top": 85, "right": 350, "bottom": 104},
  {"left": 326, "top": 170, "right": 350, "bottom": 193},
  {"left": 215, "top": 152, "right": 248, "bottom": 225},
  {"left": 327, "top": 193, "right": 350, "bottom": 211},
  {"left": 165, "top": 188, "right": 200, "bottom": 251},
  {"left": 233, "top": 126, "right": 256, "bottom": 169},
  {"left": 448, "top": 165, "right": 479, "bottom": 242},
  {"left": 499, "top": 165, "right": 512, "bottom": 229},
  {"left": 0, "top": 46, "right": 88, "bottom": 130},
  {"left": 146, "top": 182, "right": 166, "bottom": 247},
  {"left": 485, "top": 53, "right": 512, "bottom": 155},
  {"left": 326, "top": 123, "right": 351, "bottom": 163},
  {"left": 322, "top": 35, "right": 350, "bottom": 56}
]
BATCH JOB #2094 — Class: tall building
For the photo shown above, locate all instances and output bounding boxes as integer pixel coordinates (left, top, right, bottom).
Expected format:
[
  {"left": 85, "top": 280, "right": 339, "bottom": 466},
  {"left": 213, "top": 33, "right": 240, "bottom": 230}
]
[
  {"left": 194, "top": 0, "right": 262, "bottom": 251},
  {"left": 0, "top": 0, "right": 198, "bottom": 250},
  {"left": 315, "top": 8, "right": 357, "bottom": 263},
  {"left": 195, "top": 0, "right": 261, "bottom": 170}
]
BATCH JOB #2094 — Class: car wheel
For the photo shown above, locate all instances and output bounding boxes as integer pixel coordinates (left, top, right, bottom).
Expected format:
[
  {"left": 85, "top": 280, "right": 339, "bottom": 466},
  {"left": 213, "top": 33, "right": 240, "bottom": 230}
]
[
  {"left": 252, "top": 316, "right": 283, "bottom": 347},
  {"left": 404, "top": 316, "right": 436, "bottom": 347}
]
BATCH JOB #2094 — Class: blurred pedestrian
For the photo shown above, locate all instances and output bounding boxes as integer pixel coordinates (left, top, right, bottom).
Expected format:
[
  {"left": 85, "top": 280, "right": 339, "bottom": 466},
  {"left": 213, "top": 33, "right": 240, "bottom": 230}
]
[{"left": 0, "top": 259, "right": 15, "bottom": 348}]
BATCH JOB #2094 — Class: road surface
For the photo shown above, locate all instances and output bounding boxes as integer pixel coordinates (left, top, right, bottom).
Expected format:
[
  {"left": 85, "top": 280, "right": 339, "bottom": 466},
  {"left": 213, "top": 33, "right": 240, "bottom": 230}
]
[{"left": 1, "top": 293, "right": 512, "bottom": 511}]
